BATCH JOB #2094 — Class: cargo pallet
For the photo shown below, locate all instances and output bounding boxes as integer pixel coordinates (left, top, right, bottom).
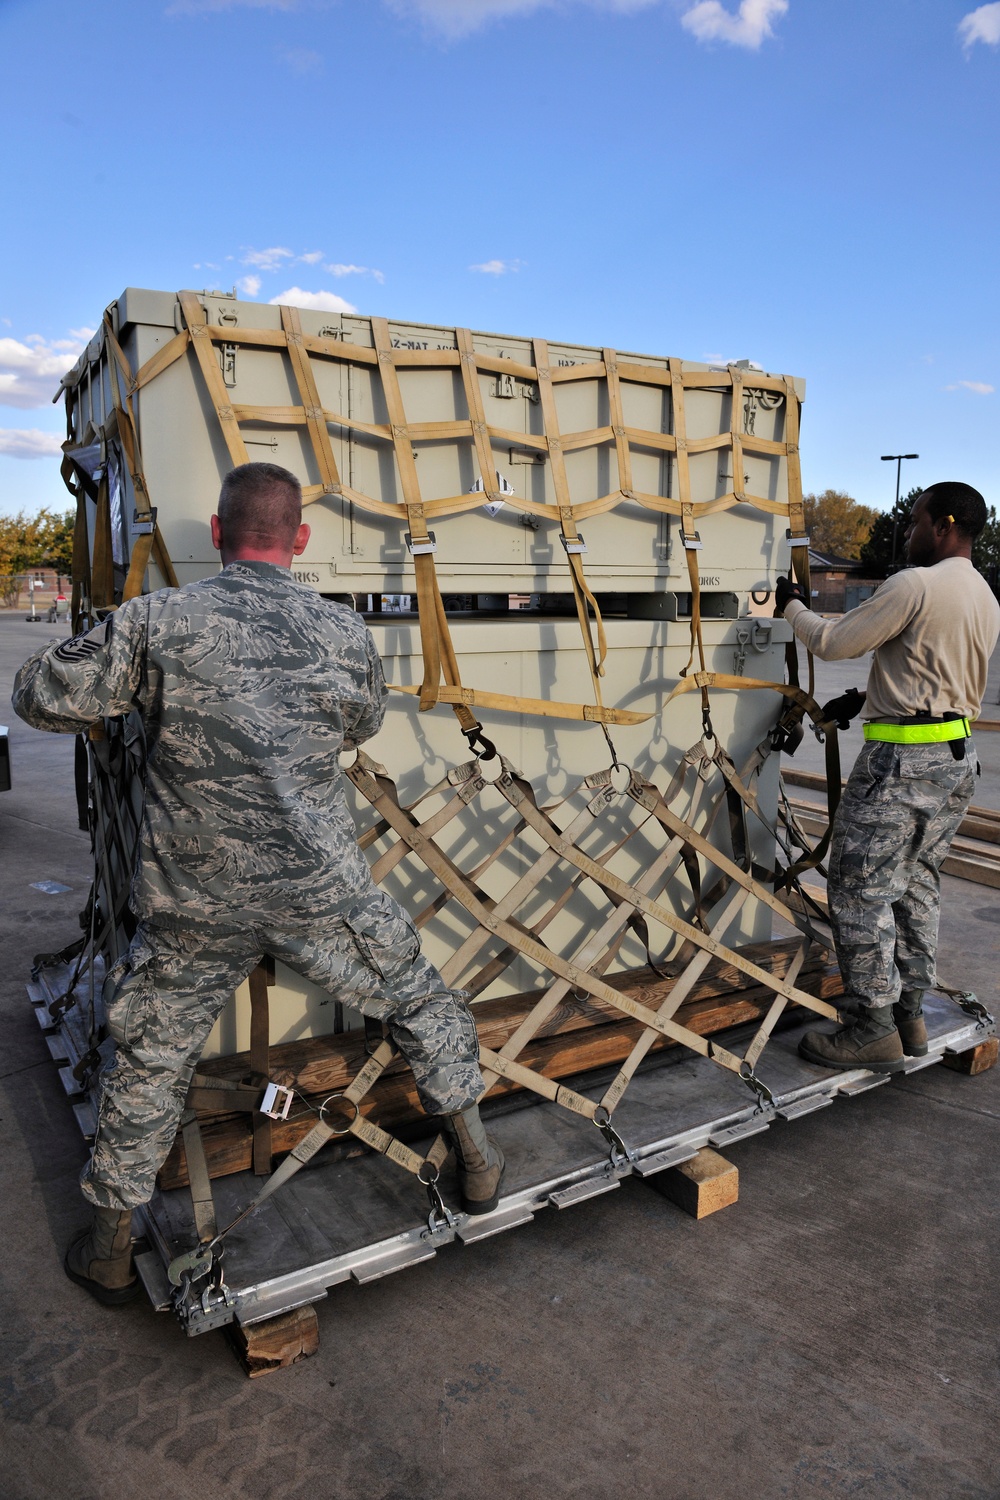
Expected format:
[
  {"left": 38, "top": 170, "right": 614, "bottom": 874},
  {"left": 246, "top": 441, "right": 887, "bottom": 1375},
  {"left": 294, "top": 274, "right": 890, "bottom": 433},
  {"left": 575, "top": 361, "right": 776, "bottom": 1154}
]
[{"left": 30, "top": 963, "right": 996, "bottom": 1346}]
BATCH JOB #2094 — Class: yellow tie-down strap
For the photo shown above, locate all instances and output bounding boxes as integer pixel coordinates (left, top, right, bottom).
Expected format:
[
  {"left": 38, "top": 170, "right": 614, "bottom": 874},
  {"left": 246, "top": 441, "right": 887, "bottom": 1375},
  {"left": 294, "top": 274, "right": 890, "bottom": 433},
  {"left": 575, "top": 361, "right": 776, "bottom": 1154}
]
[
  {"left": 386, "top": 681, "right": 651, "bottom": 726},
  {"left": 864, "top": 719, "right": 971, "bottom": 744}
]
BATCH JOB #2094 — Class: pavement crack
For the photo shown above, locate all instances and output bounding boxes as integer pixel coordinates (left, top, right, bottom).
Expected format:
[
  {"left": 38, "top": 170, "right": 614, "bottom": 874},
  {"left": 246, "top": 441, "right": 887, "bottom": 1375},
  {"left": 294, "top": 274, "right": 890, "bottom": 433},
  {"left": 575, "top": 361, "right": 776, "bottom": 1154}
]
[
  {"left": 896, "top": 1082, "right": 1000, "bottom": 1124},
  {"left": 0, "top": 1059, "right": 53, "bottom": 1082}
]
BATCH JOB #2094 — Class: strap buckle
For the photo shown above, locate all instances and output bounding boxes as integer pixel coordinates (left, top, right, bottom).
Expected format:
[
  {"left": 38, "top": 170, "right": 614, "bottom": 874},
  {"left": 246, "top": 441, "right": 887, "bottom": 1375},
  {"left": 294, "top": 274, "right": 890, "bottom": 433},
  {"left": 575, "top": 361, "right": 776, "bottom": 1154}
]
[
  {"left": 785, "top": 530, "right": 810, "bottom": 547},
  {"left": 739, "top": 1062, "right": 774, "bottom": 1114},
  {"left": 132, "top": 506, "right": 157, "bottom": 536},
  {"left": 259, "top": 1082, "right": 295, "bottom": 1121},
  {"left": 593, "top": 1106, "right": 633, "bottom": 1168},
  {"left": 404, "top": 530, "right": 437, "bottom": 555},
  {"left": 559, "top": 533, "right": 587, "bottom": 555},
  {"left": 682, "top": 532, "right": 702, "bottom": 550}
]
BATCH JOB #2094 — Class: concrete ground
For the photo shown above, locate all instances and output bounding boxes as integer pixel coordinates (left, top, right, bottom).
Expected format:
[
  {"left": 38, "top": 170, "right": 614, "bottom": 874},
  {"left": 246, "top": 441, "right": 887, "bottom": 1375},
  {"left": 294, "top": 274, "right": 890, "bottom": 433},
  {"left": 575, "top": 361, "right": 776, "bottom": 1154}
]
[{"left": 1, "top": 610, "right": 998, "bottom": 1500}]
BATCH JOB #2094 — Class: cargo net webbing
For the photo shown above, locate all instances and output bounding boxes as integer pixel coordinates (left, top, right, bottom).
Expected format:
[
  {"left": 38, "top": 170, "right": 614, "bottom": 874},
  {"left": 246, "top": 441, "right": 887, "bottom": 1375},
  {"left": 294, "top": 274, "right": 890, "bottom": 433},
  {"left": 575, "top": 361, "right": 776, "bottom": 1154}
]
[
  {"left": 161, "top": 732, "right": 841, "bottom": 1265},
  {"left": 67, "top": 293, "right": 817, "bottom": 739}
]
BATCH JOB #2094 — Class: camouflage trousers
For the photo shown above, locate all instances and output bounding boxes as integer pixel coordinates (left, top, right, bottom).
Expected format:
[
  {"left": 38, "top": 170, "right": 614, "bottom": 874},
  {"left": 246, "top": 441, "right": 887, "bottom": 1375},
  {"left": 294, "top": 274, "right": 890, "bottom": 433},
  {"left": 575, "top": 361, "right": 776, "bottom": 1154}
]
[
  {"left": 827, "top": 740, "right": 978, "bottom": 1011},
  {"left": 83, "top": 888, "right": 483, "bottom": 1210}
]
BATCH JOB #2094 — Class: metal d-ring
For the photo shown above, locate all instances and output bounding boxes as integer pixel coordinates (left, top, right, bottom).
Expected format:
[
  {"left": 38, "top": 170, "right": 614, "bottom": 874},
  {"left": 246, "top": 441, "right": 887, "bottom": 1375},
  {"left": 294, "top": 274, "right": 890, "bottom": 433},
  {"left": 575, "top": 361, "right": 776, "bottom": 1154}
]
[
  {"left": 738, "top": 1061, "right": 774, "bottom": 1113},
  {"left": 592, "top": 1105, "right": 631, "bottom": 1165},
  {"left": 418, "top": 1159, "right": 457, "bottom": 1232},
  {"left": 318, "top": 1092, "right": 359, "bottom": 1135}
]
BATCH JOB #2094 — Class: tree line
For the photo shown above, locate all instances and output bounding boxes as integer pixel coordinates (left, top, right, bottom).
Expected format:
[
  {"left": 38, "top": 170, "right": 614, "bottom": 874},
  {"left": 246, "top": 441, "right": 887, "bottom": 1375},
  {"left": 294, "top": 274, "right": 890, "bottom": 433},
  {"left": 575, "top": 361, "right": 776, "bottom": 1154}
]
[
  {"left": 0, "top": 509, "right": 75, "bottom": 609},
  {"left": 802, "top": 487, "right": 1000, "bottom": 583}
]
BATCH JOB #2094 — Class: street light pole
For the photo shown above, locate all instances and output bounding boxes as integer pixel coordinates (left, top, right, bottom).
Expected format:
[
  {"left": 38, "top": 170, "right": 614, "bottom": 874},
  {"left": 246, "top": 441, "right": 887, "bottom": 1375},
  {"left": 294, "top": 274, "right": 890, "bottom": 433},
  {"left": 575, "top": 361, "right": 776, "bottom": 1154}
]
[{"left": 881, "top": 453, "right": 919, "bottom": 568}]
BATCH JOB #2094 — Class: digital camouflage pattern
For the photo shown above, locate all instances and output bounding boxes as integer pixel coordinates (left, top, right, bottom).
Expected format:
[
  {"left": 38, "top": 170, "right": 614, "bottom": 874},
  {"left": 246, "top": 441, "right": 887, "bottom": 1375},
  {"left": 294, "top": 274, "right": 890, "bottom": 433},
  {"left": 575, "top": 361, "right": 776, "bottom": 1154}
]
[
  {"left": 12, "top": 560, "right": 483, "bottom": 1208},
  {"left": 87, "top": 904, "right": 482, "bottom": 1209},
  {"left": 827, "top": 740, "right": 978, "bottom": 1008},
  {"left": 13, "top": 560, "right": 388, "bottom": 926}
]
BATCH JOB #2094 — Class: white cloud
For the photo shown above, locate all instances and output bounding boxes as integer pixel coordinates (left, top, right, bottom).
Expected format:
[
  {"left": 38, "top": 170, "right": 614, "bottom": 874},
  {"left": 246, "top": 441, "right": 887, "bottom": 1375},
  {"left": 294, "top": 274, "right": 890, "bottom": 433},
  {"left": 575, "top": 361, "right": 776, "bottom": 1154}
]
[
  {"left": 236, "top": 274, "right": 263, "bottom": 297},
  {"left": 241, "top": 245, "right": 295, "bottom": 272},
  {"left": 326, "top": 262, "right": 386, "bottom": 283},
  {"left": 959, "top": 3, "right": 1000, "bottom": 48},
  {"left": 0, "top": 428, "right": 64, "bottom": 459},
  {"left": 0, "top": 331, "right": 94, "bottom": 410},
  {"left": 299, "top": 250, "right": 324, "bottom": 264},
  {"left": 681, "top": 0, "right": 787, "bottom": 48},
  {"left": 386, "top": 0, "right": 656, "bottom": 38},
  {"left": 281, "top": 46, "right": 323, "bottom": 72},
  {"left": 269, "top": 287, "right": 359, "bottom": 313},
  {"left": 470, "top": 258, "right": 522, "bottom": 274},
  {"left": 945, "top": 379, "right": 995, "bottom": 395}
]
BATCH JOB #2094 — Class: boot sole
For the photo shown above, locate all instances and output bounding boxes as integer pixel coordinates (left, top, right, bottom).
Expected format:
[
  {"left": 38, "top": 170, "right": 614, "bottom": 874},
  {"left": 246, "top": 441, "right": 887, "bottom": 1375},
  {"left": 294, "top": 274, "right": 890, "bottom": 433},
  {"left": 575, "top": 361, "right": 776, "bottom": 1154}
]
[
  {"left": 461, "top": 1169, "right": 506, "bottom": 1216},
  {"left": 64, "top": 1253, "right": 142, "bottom": 1307},
  {"left": 797, "top": 1038, "right": 908, "bottom": 1074}
]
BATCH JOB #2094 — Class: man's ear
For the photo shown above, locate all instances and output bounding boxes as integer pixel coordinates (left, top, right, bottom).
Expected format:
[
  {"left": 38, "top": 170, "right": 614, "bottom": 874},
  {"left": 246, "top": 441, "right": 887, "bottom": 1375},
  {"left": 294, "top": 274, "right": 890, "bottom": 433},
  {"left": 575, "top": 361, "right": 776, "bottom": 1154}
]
[
  {"left": 210, "top": 515, "right": 223, "bottom": 553},
  {"left": 292, "top": 522, "right": 311, "bottom": 557}
]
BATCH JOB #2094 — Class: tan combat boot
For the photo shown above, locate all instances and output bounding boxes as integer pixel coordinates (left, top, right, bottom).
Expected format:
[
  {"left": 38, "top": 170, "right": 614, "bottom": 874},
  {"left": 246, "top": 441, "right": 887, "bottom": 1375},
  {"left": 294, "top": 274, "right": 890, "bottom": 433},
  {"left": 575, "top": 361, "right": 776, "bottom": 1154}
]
[
  {"left": 798, "top": 1004, "right": 907, "bottom": 1073},
  {"left": 64, "top": 1207, "right": 141, "bottom": 1306},
  {"left": 443, "top": 1105, "right": 505, "bottom": 1215},
  {"left": 893, "top": 991, "right": 928, "bottom": 1057}
]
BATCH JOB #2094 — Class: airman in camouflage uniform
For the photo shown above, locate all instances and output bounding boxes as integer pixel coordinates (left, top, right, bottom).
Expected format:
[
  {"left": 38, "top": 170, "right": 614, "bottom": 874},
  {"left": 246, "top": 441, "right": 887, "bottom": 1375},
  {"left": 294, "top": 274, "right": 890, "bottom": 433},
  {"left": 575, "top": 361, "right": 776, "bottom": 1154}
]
[
  {"left": 776, "top": 481, "right": 1000, "bottom": 1074},
  {"left": 13, "top": 462, "right": 502, "bottom": 1304}
]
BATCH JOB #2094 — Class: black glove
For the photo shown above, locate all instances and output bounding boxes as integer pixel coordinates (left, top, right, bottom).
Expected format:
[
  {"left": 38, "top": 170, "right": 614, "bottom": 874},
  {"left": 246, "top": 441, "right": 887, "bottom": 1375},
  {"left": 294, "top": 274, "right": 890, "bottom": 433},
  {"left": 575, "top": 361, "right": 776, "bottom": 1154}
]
[
  {"left": 773, "top": 575, "right": 807, "bottom": 615},
  {"left": 820, "top": 687, "right": 866, "bottom": 731}
]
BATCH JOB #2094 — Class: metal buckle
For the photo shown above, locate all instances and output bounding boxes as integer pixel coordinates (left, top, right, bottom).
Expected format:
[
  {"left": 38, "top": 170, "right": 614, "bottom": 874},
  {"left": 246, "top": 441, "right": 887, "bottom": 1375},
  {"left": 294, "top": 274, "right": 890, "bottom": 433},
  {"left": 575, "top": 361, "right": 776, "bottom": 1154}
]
[
  {"left": 559, "top": 533, "right": 587, "bottom": 555},
  {"left": 950, "top": 991, "right": 993, "bottom": 1029},
  {"left": 592, "top": 1106, "right": 632, "bottom": 1168},
  {"left": 404, "top": 530, "right": 437, "bottom": 555},
  {"left": 739, "top": 1061, "right": 774, "bottom": 1114},
  {"left": 785, "top": 530, "right": 810, "bottom": 547},
  {"left": 132, "top": 506, "right": 157, "bottom": 535},
  {"left": 682, "top": 532, "right": 703, "bottom": 550},
  {"left": 418, "top": 1160, "right": 457, "bottom": 1234},
  {"left": 260, "top": 1082, "right": 295, "bottom": 1120}
]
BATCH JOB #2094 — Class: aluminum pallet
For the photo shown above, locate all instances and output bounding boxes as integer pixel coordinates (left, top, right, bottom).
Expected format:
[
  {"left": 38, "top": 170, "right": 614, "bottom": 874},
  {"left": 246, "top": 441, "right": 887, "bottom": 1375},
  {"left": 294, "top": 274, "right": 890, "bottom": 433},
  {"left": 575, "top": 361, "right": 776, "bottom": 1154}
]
[{"left": 28, "top": 970, "right": 994, "bottom": 1339}]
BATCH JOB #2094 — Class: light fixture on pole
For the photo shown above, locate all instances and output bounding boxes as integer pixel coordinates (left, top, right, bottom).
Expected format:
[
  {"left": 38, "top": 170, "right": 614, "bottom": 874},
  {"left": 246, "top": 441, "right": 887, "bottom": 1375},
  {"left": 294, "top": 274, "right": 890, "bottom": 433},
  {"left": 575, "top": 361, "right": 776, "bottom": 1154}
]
[{"left": 881, "top": 453, "right": 919, "bottom": 568}]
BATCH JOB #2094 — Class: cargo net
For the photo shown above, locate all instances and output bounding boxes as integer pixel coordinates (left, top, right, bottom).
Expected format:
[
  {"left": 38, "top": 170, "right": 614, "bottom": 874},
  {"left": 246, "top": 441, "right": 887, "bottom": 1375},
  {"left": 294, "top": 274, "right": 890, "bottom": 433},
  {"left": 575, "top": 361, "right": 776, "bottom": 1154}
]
[{"left": 52, "top": 295, "right": 850, "bottom": 1245}]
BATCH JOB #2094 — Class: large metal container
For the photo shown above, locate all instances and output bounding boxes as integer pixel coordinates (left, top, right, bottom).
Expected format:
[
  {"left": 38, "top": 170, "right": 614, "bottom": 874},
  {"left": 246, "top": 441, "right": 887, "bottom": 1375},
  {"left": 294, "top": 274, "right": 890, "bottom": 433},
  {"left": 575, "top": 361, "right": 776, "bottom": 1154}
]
[{"left": 57, "top": 290, "right": 804, "bottom": 1058}]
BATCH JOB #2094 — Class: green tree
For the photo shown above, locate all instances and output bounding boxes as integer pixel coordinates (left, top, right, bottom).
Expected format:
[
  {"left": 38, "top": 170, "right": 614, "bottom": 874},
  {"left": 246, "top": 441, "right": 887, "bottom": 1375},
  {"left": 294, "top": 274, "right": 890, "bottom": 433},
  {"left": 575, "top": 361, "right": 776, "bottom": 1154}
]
[
  {"left": 973, "top": 505, "right": 1000, "bottom": 592},
  {"left": 858, "top": 486, "right": 920, "bottom": 578},
  {"left": 802, "top": 489, "right": 878, "bottom": 559},
  {"left": 37, "top": 507, "right": 76, "bottom": 582},
  {"left": 0, "top": 510, "right": 46, "bottom": 608}
]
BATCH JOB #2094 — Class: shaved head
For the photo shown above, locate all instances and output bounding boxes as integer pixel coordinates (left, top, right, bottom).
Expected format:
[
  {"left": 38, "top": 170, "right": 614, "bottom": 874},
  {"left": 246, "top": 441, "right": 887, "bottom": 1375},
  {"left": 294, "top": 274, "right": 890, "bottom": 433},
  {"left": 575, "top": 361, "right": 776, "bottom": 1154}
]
[{"left": 218, "top": 462, "right": 302, "bottom": 551}]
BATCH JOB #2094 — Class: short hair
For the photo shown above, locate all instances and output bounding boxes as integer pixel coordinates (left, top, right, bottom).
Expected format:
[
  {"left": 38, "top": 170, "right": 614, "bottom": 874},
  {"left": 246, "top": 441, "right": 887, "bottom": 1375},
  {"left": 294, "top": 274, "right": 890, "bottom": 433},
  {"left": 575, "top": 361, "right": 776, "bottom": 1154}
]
[
  {"left": 218, "top": 462, "right": 302, "bottom": 549},
  {"left": 918, "top": 481, "right": 988, "bottom": 540}
]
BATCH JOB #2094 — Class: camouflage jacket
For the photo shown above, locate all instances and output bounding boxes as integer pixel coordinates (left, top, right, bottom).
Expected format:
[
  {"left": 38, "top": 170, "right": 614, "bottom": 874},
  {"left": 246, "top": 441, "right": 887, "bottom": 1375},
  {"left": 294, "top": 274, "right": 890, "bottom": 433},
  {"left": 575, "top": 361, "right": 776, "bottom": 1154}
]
[{"left": 12, "top": 561, "right": 387, "bottom": 927}]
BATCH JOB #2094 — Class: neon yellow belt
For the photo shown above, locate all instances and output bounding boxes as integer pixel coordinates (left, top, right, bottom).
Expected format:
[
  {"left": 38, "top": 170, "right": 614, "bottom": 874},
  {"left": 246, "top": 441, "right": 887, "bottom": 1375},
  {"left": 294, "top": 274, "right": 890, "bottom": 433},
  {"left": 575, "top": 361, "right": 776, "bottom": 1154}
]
[{"left": 863, "top": 719, "right": 971, "bottom": 744}]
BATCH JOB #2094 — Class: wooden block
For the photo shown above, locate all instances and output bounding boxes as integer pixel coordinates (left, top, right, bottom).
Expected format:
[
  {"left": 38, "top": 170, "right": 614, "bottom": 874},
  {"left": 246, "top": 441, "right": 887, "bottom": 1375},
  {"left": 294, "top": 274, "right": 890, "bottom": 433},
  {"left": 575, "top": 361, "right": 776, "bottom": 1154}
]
[
  {"left": 940, "top": 1037, "right": 999, "bottom": 1076},
  {"left": 650, "top": 1146, "right": 738, "bottom": 1219},
  {"left": 227, "top": 1304, "right": 320, "bottom": 1378}
]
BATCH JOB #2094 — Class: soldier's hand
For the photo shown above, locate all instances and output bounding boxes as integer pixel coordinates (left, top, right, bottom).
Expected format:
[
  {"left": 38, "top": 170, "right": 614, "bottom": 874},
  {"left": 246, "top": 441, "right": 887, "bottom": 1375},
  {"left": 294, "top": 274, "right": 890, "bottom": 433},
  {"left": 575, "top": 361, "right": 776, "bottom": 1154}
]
[
  {"left": 773, "top": 575, "right": 807, "bottom": 615},
  {"left": 820, "top": 687, "right": 866, "bottom": 731}
]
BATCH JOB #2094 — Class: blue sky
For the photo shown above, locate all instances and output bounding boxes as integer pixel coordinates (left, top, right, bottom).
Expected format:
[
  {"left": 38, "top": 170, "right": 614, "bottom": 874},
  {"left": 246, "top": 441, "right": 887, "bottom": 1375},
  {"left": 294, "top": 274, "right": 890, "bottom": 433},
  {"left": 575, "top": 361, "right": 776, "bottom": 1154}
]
[{"left": 1, "top": 0, "right": 998, "bottom": 518}]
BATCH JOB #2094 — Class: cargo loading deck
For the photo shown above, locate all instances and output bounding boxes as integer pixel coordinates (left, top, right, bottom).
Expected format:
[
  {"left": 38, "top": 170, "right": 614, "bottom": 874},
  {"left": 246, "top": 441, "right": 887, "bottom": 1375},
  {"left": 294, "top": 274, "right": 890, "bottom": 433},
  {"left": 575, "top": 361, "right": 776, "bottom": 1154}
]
[{"left": 28, "top": 961, "right": 994, "bottom": 1339}]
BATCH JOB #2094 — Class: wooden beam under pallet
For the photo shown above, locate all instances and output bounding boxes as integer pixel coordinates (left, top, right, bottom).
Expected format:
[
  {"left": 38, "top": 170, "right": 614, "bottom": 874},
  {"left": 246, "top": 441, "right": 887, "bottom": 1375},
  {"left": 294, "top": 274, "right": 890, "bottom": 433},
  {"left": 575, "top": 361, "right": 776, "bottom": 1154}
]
[
  {"left": 785, "top": 798, "right": 1000, "bottom": 890},
  {"left": 781, "top": 769, "right": 1000, "bottom": 846},
  {"left": 158, "top": 941, "right": 843, "bottom": 1191}
]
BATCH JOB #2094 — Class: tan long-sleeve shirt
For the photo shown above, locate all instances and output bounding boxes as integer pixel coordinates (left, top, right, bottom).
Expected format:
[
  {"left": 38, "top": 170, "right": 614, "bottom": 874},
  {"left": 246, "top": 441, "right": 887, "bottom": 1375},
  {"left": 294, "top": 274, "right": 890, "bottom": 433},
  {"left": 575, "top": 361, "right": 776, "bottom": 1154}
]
[{"left": 784, "top": 557, "right": 1000, "bottom": 720}]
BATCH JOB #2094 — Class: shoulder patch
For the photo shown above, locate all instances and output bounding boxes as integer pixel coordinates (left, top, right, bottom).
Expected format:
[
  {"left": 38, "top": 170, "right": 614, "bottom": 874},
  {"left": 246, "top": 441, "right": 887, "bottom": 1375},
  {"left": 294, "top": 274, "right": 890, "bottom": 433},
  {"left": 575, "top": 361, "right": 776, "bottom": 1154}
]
[{"left": 53, "top": 617, "right": 111, "bottom": 664}]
